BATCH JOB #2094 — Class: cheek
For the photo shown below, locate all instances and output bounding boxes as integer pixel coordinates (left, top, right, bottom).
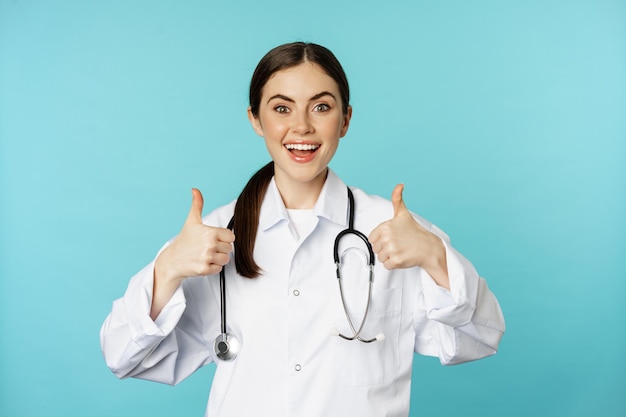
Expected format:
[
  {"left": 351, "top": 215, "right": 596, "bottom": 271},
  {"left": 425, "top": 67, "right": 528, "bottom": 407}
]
[
  {"left": 262, "top": 118, "right": 289, "bottom": 138},
  {"left": 327, "top": 117, "right": 346, "bottom": 136}
]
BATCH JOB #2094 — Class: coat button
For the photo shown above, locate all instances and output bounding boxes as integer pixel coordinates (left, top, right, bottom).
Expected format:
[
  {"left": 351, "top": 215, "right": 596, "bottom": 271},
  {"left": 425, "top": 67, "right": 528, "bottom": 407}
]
[
  {"left": 295, "top": 364, "right": 302, "bottom": 371},
  {"left": 293, "top": 289, "right": 300, "bottom": 296}
]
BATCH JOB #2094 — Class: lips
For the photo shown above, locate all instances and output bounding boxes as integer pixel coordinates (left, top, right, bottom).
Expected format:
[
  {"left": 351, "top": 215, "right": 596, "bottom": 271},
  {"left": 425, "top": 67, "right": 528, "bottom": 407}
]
[{"left": 284, "top": 143, "right": 320, "bottom": 161}]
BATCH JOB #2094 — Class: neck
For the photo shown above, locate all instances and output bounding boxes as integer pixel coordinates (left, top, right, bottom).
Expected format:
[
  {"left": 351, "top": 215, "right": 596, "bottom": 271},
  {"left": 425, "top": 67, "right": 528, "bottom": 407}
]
[{"left": 274, "top": 169, "right": 328, "bottom": 209}]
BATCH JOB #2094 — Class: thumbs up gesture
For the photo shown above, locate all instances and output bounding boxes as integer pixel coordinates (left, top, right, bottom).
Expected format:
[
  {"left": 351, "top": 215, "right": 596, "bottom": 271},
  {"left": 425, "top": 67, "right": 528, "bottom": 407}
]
[
  {"left": 155, "top": 188, "right": 236, "bottom": 283},
  {"left": 150, "top": 188, "right": 235, "bottom": 319},
  {"left": 369, "top": 184, "right": 449, "bottom": 288}
]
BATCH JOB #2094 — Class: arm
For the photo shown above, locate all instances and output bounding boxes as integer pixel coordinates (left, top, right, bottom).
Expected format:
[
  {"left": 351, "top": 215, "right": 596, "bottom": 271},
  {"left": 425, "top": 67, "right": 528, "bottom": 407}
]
[
  {"left": 100, "top": 261, "right": 196, "bottom": 384},
  {"left": 100, "top": 189, "right": 235, "bottom": 383},
  {"left": 414, "top": 237, "right": 505, "bottom": 364},
  {"left": 369, "top": 184, "right": 504, "bottom": 364},
  {"left": 151, "top": 188, "right": 234, "bottom": 319}
]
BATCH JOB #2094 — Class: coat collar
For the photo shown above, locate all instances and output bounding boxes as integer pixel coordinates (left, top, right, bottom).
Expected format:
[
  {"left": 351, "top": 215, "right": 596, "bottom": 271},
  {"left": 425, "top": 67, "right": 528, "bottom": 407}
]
[{"left": 259, "top": 169, "right": 349, "bottom": 232}]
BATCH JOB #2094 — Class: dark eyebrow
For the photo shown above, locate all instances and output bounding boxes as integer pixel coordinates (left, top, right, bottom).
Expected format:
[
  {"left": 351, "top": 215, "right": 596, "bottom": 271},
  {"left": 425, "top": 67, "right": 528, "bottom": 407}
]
[
  {"left": 310, "top": 91, "right": 337, "bottom": 102},
  {"left": 267, "top": 94, "right": 294, "bottom": 104},
  {"left": 266, "top": 91, "right": 337, "bottom": 104}
]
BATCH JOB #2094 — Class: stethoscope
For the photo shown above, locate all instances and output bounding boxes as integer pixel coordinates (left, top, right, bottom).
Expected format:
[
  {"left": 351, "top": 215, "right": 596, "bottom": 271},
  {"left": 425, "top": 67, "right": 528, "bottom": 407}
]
[
  {"left": 213, "top": 187, "right": 382, "bottom": 362},
  {"left": 214, "top": 217, "right": 240, "bottom": 361},
  {"left": 331, "top": 188, "right": 385, "bottom": 343}
]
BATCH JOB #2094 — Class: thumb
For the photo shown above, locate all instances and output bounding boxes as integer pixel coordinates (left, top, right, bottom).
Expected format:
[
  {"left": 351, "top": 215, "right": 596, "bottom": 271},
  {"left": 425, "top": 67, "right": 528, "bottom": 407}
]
[
  {"left": 185, "top": 188, "right": 204, "bottom": 224},
  {"left": 391, "top": 183, "right": 409, "bottom": 218}
]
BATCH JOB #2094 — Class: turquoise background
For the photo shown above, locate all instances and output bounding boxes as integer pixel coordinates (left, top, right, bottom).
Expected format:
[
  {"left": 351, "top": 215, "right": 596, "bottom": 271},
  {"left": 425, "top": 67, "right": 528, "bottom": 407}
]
[{"left": 1, "top": 0, "right": 624, "bottom": 416}]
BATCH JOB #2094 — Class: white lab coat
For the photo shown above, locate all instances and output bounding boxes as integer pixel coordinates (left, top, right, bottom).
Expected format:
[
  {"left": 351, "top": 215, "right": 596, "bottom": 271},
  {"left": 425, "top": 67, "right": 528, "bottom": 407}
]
[{"left": 100, "top": 170, "right": 505, "bottom": 417}]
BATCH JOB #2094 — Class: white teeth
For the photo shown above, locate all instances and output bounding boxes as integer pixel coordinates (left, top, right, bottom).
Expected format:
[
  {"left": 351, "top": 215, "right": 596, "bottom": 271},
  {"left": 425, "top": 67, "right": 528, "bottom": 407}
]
[{"left": 285, "top": 143, "right": 319, "bottom": 151}]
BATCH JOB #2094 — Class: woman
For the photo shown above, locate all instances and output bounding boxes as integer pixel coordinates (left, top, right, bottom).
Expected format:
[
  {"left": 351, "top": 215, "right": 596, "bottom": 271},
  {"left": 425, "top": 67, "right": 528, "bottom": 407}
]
[{"left": 101, "top": 42, "right": 505, "bottom": 417}]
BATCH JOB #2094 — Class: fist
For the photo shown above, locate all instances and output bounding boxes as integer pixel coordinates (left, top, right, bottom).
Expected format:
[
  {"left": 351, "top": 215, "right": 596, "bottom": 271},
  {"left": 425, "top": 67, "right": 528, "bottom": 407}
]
[
  {"left": 369, "top": 184, "right": 443, "bottom": 271},
  {"left": 155, "top": 188, "right": 235, "bottom": 284}
]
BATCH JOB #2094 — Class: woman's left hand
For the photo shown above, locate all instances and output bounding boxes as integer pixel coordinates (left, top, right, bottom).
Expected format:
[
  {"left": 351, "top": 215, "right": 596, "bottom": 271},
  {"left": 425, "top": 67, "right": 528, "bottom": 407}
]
[{"left": 369, "top": 184, "right": 450, "bottom": 289}]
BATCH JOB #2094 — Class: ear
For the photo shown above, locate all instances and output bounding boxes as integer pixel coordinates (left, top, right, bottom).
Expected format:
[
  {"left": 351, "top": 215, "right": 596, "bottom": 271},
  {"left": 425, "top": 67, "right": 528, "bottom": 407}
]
[
  {"left": 247, "top": 107, "right": 264, "bottom": 137},
  {"left": 339, "top": 105, "right": 353, "bottom": 138}
]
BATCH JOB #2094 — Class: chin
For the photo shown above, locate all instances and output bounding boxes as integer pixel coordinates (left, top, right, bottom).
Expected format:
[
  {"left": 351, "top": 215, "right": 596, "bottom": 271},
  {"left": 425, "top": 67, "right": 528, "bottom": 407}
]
[{"left": 277, "top": 164, "right": 329, "bottom": 186}]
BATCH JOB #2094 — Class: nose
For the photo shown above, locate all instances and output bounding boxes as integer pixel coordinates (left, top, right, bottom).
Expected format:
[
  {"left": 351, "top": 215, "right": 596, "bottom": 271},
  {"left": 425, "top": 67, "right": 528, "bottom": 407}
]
[{"left": 293, "top": 111, "right": 314, "bottom": 135}]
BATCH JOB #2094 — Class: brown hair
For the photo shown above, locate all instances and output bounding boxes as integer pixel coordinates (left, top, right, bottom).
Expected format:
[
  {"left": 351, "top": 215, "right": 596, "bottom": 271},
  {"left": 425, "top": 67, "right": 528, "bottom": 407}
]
[{"left": 233, "top": 42, "right": 350, "bottom": 278}]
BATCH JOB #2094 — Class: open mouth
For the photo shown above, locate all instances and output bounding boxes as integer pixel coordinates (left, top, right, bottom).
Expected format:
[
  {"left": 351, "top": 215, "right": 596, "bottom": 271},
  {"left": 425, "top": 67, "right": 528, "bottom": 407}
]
[{"left": 285, "top": 143, "right": 320, "bottom": 158}]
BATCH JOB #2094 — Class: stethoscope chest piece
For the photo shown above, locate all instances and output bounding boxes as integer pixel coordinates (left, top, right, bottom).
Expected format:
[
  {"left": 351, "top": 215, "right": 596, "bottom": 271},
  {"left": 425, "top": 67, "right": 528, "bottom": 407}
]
[{"left": 214, "top": 332, "right": 240, "bottom": 361}]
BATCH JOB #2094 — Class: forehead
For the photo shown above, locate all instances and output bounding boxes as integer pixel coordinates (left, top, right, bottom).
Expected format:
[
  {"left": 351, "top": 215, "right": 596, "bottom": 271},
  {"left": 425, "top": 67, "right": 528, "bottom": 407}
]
[{"left": 262, "top": 62, "right": 340, "bottom": 98}]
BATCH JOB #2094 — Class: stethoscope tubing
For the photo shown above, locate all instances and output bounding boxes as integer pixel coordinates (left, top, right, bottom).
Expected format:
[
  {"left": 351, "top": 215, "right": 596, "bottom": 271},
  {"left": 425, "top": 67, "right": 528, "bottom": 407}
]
[
  {"left": 333, "top": 228, "right": 375, "bottom": 266},
  {"left": 220, "top": 217, "right": 235, "bottom": 335},
  {"left": 333, "top": 188, "right": 379, "bottom": 344},
  {"left": 336, "top": 262, "right": 376, "bottom": 343}
]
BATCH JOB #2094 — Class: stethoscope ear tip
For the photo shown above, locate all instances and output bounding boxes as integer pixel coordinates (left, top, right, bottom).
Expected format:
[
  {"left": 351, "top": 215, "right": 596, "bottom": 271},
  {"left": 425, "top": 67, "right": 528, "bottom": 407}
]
[
  {"left": 330, "top": 328, "right": 340, "bottom": 336},
  {"left": 375, "top": 333, "right": 385, "bottom": 341}
]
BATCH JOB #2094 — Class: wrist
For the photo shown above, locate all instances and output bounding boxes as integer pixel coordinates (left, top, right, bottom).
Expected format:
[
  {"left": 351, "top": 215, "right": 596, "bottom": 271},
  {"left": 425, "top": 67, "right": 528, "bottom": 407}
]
[
  {"left": 424, "top": 237, "right": 450, "bottom": 290},
  {"left": 154, "top": 251, "right": 182, "bottom": 288},
  {"left": 151, "top": 254, "right": 183, "bottom": 321}
]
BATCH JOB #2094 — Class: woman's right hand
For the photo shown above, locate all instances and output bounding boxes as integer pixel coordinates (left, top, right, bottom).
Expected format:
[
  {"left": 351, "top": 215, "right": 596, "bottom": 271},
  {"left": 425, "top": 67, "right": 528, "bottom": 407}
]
[{"left": 151, "top": 188, "right": 235, "bottom": 320}]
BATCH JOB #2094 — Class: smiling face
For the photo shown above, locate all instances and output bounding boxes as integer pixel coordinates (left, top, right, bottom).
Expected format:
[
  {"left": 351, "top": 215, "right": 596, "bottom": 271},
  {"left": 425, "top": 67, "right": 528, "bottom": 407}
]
[{"left": 248, "top": 62, "right": 352, "bottom": 206}]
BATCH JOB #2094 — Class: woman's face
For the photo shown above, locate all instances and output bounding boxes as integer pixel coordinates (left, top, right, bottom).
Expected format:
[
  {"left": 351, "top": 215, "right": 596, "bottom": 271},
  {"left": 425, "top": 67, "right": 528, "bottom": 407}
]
[{"left": 248, "top": 62, "right": 351, "bottom": 198}]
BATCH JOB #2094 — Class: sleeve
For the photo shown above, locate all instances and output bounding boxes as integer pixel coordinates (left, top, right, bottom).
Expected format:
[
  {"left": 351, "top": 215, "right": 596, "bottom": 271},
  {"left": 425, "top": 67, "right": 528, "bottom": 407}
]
[
  {"left": 413, "top": 224, "right": 505, "bottom": 365},
  {"left": 99, "top": 252, "right": 216, "bottom": 385}
]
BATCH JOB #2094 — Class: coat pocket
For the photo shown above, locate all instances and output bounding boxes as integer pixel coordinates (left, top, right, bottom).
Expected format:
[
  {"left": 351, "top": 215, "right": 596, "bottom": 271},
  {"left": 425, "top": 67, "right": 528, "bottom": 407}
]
[{"left": 333, "top": 287, "right": 402, "bottom": 386}]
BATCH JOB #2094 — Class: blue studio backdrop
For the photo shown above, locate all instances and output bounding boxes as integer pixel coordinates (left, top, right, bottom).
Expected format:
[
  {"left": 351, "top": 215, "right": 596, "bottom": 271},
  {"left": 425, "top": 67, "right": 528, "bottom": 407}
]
[{"left": 1, "top": 1, "right": 624, "bottom": 416}]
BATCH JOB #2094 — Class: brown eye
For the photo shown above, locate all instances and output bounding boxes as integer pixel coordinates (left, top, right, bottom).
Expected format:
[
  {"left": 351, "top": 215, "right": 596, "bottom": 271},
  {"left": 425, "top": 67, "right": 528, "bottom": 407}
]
[
  {"left": 314, "top": 104, "right": 330, "bottom": 112},
  {"left": 275, "top": 106, "right": 289, "bottom": 114}
]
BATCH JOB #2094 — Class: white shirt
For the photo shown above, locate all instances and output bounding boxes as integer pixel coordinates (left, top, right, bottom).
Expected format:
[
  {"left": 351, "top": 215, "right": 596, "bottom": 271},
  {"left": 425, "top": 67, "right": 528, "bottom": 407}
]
[
  {"left": 286, "top": 208, "right": 315, "bottom": 240},
  {"left": 100, "top": 170, "right": 505, "bottom": 417}
]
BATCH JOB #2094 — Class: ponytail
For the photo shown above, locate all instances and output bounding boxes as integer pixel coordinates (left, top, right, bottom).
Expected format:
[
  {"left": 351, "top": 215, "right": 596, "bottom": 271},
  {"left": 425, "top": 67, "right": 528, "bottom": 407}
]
[{"left": 232, "top": 161, "right": 275, "bottom": 278}]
